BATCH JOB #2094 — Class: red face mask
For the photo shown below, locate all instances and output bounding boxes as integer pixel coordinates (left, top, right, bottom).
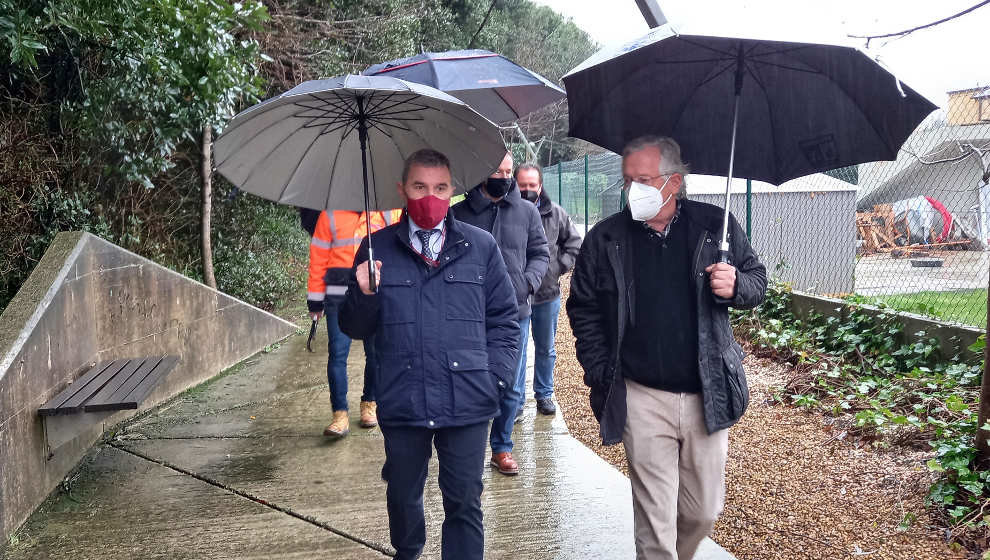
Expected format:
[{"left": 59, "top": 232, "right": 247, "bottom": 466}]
[{"left": 406, "top": 194, "right": 449, "bottom": 229}]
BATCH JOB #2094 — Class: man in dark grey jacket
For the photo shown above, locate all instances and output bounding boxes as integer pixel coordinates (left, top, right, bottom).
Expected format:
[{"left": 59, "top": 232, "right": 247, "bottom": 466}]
[
  {"left": 453, "top": 152, "right": 549, "bottom": 476},
  {"left": 567, "top": 136, "right": 766, "bottom": 560},
  {"left": 516, "top": 163, "right": 582, "bottom": 415}
]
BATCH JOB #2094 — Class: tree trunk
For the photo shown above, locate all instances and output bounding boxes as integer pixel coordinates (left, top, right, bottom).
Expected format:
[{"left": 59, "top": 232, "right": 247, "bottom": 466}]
[
  {"left": 978, "top": 266, "right": 990, "bottom": 467},
  {"left": 200, "top": 124, "right": 217, "bottom": 289}
]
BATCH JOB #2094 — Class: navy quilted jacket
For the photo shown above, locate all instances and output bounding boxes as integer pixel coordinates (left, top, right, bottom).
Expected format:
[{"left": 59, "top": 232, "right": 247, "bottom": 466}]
[{"left": 339, "top": 212, "right": 519, "bottom": 429}]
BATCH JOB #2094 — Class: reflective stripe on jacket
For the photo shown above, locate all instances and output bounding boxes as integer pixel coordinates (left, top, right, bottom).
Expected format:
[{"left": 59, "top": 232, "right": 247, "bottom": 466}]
[{"left": 308, "top": 209, "right": 401, "bottom": 308}]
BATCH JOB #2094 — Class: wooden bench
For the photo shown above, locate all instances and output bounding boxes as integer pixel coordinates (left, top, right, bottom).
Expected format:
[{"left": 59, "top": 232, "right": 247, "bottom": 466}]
[{"left": 39, "top": 356, "right": 179, "bottom": 450}]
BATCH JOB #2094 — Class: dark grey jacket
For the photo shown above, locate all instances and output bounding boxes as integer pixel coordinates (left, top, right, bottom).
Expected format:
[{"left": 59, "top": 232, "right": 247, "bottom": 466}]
[
  {"left": 533, "top": 190, "right": 582, "bottom": 305},
  {"left": 453, "top": 183, "right": 549, "bottom": 319},
  {"left": 566, "top": 201, "right": 767, "bottom": 445}
]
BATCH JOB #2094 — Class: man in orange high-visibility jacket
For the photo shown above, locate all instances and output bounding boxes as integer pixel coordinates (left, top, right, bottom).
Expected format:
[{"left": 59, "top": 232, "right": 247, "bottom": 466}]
[{"left": 308, "top": 209, "right": 402, "bottom": 438}]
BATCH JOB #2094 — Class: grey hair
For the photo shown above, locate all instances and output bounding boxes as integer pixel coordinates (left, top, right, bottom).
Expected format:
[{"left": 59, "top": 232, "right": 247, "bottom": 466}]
[{"left": 622, "top": 135, "right": 690, "bottom": 199}]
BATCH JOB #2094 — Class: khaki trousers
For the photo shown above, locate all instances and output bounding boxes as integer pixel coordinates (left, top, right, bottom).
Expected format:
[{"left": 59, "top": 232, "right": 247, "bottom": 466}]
[{"left": 622, "top": 379, "right": 729, "bottom": 560}]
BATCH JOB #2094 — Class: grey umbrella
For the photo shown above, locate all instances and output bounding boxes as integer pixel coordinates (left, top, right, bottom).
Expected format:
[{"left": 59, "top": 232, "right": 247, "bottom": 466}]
[
  {"left": 563, "top": 25, "right": 937, "bottom": 261},
  {"left": 214, "top": 74, "right": 505, "bottom": 210},
  {"left": 214, "top": 74, "right": 506, "bottom": 290}
]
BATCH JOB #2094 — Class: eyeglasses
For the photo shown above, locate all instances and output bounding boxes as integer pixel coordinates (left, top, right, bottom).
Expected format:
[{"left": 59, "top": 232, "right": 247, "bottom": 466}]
[{"left": 622, "top": 174, "right": 668, "bottom": 188}]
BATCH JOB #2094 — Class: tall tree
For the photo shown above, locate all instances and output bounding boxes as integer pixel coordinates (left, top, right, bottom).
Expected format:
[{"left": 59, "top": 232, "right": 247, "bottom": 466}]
[{"left": 15, "top": 0, "right": 270, "bottom": 282}]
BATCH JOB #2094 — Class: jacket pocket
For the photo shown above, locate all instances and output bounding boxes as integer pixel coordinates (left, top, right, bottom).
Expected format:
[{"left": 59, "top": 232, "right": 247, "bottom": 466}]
[
  {"left": 546, "top": 258, "right": 560, "bottom": 288},
  {"left": 589, "top": 386, "right": 605, "bottom": 423},
  {"left": 721, "top": 343, "right": 749, "bottom": 420},
  {"left": 377, "top": 352, "right": 420, "bottom": 422},
  {"left": 380, "top": 277, "right": 416, "bottom": 324},
  {"left": 443, "top": 265, "right": 485, "bottom": 321},
  {"left": 446, "top": 348, "right": 498, "bottom": 418}
]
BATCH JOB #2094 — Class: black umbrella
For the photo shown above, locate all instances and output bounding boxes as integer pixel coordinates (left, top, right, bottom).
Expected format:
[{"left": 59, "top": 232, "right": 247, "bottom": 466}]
[
  {"left": 363, "top": 49, "right": 565, "bottom": 124},
  {"left": 563, "top": 26, "right": 937, "bottom": 260}
]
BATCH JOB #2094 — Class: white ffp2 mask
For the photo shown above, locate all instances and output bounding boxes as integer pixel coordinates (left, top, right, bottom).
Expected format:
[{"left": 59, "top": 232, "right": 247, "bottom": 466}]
[{"left": 627, "top": 177, "right": 673, "bottom": 221}]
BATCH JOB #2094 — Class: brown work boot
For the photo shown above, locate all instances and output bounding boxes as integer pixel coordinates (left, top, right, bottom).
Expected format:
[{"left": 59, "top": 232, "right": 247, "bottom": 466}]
[
  {"left": 359, "top": 401, "right": 378, "bottom": 428},
  {"left": 323, "top": 410, "right": 349, "bottom": 438},
  {"left": 490, "top": 452, "right": 519, "bottom": 476}
]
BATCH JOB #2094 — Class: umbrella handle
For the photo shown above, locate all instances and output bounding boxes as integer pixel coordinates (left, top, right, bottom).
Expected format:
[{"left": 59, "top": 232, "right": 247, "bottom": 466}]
[
  {"left": 306, "top": 318, "right": 318, "bottom": 352},
  {"left": 367, "top": 247, "right": 377, "bottom": 293},
  {"left": 718, "top": 249, "right": 732, "bottom": 265}
]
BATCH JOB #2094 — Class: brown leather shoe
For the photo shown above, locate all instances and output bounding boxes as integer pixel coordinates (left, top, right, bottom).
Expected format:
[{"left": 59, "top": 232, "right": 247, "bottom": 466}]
[
  {"left": 359, "top": 401, "right": 378, "bottom": 428},
  {"left": 490, "top": 452, "right": 518, "bottom": 475},
  {"left": 323, "top": 410, "right": 349, "bottom": 438}
]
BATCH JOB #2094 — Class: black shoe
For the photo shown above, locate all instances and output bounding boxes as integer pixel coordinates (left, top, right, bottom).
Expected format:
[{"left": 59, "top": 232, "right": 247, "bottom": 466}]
[{"left": 536, "top": 398, "right": 556, "bottom": 415}]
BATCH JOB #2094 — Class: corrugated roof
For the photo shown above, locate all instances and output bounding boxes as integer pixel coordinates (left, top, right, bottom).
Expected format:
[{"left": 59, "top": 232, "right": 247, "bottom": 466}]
[
  {"left": 686, "top": 172, "right": 857, "bottom": 195},
  {"left": 857, "top": 111, "right": 990, "bottom": 209}
]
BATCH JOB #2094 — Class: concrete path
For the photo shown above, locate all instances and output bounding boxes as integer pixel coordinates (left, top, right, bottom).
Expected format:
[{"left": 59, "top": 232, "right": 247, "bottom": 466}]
[{"left": 4, "top": 328, "right": 736, "bottom": 559}]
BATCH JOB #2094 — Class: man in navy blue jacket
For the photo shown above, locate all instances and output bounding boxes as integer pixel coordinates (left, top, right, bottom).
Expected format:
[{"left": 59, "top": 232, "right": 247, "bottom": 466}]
[{"left": 339, "top": 148, "right": 519, "bottom": 560}]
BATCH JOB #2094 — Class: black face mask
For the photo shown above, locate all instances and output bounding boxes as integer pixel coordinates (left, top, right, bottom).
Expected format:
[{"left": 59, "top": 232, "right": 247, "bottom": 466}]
[
  {"left": 521, "top": 189, "right": 540, "bottom": 204},
  {"left": 484, "top": 177, "right": 513, "bottom": 199}
]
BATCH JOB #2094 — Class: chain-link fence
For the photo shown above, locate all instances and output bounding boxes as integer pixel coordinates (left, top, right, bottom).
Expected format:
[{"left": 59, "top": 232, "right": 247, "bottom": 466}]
[
  {"left": 543, "top": 94, "right": 990, "bottom": 328},
  {"left": 543, "top": 152, "right": 625, "bottom": 236}
]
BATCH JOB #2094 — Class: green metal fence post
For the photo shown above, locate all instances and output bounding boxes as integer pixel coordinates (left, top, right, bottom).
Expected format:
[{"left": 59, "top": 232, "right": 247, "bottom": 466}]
[
  {"left": 557, "top": 161, "right": 562, "bottom": 203},
  {"left": 746, "top": 178, "right": 752, "bottom": 240},
  {"left": 584, "top": 155, "right": 589, "bottom": 236}
]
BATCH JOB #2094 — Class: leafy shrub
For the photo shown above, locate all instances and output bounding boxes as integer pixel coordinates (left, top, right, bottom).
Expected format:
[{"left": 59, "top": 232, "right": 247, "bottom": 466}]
[
  {"left": 734, "top": 282, "right": 988, "bottom": 547},
  {"left": 212, "top": 189, "right": 308, "bottom": 311},
  {"left": 1, "top": 184, "right": 115, "bottom": 311}
]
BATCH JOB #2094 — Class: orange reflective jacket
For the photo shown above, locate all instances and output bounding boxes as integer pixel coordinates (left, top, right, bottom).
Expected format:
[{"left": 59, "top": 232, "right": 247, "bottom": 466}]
[{"left": 307, "top": 209, "right": 401, "bottom": 307}]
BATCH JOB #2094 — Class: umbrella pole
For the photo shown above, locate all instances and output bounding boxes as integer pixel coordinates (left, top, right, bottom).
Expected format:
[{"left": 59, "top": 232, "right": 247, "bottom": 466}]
[
  {"left": 719, "top": 93, "right": 741, "bottom": 263},
  {"left": 719, "top": 45, "right": 745, "bottom": 264},
  {"left": 356, "top": 95, "right": 377, "bottom": 293}
]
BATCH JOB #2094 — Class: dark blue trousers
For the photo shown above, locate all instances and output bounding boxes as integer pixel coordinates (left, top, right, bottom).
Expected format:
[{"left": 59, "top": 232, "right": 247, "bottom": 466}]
[
  {"left": 324, "top": 296, "right": 377, "bottom": 410},
  {"left": 380, "top": 421, "right": 488, "bottom": 560}
]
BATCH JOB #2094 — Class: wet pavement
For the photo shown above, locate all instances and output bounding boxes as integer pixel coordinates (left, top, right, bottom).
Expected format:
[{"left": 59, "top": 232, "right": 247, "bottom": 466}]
[{"left": 3, "top": 328, "right": 736, "bottom": 559}]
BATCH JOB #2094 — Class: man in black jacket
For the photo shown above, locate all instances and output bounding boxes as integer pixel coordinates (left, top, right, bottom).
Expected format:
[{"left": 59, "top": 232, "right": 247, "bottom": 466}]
[
  {"left": 516, "top": 163, "right": 582, "bottom": 415},
  {"left": 453, "top": 152, "right": 549, "bottom": 476},
  {"left": 566, "top": 136, "right": 767, "bottom": 560}
]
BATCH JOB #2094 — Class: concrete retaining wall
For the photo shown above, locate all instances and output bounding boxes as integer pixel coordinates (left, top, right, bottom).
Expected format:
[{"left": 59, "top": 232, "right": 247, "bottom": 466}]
[
  {"left": 0, "top": 232, "right": 298, "bottom": 542},
  {"left": 789, "top": 291, "right": 984, "bottom": 362}
]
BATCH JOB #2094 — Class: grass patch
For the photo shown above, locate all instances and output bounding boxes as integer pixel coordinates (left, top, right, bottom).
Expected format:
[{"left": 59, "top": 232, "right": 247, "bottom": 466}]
[{"left": 854, "top": 289, "right": 987, "bottom": 328}]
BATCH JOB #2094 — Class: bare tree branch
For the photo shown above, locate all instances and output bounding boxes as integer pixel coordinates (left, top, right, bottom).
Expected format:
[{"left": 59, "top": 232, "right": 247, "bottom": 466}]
[
  {"left": 468, "top": 0, "right": 498, "bottom": 49},
  {"left": 849, "top": 1, "right": 990, "bottom": 44}
]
